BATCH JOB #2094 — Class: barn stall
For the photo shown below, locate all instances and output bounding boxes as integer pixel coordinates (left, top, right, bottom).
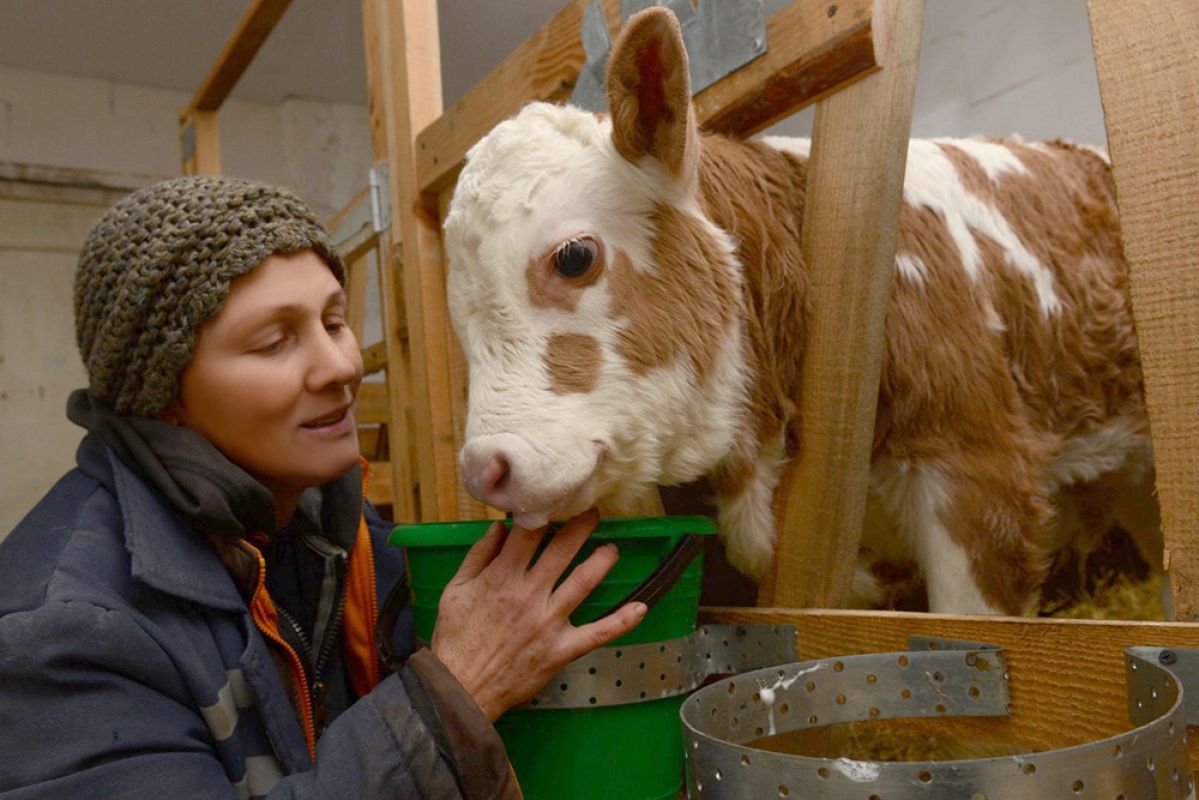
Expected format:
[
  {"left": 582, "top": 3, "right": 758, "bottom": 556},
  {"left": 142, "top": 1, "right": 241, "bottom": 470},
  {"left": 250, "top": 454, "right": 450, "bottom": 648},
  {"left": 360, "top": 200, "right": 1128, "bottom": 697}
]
[{"left": 181, "top": 0, "right": 1199, "bottom": 796}]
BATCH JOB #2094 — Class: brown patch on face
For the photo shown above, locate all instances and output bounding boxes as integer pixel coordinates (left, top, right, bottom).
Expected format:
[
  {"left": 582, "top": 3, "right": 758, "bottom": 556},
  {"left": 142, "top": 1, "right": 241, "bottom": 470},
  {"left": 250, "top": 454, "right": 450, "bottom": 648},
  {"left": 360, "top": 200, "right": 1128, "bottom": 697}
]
[
  {"left": 545, "top": 332, "right": 602, "bottom": 394},
  {"left": 607, "top": 204, "right": 738, "bottom": 386}
]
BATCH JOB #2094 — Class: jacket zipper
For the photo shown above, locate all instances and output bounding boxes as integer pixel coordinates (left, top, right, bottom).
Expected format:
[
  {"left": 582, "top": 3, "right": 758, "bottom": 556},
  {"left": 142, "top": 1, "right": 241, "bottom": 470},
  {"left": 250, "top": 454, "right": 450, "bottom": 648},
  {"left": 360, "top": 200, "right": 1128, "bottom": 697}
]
[{"left": 240, "top": 541, "right": 318, "bottom": 761}]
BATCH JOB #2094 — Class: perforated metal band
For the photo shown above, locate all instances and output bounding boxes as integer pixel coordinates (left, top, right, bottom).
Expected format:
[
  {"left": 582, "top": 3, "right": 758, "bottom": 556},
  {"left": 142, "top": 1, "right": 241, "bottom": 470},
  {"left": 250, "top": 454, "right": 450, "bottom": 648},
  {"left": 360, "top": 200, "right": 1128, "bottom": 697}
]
[
  {"left": 526, "top": 623, "right": 795, "bottom": 709},
  {"left": 682, "top": 638, "right": 1195, "bottom": 799}
]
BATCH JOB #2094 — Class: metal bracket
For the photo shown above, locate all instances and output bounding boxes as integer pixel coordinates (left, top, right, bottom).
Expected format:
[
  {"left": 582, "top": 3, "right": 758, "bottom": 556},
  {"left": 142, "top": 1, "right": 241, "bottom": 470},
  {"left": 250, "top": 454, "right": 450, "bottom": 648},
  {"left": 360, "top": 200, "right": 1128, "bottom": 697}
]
[
  {"left": 368, "top": 161, "right": 390, "bottom": 234},
  {"left": 1128, "top": 646, "right": 1199, "bottom": 726},
  {"left": 526, "top": 623, "right": 795, "bottom": 709},
  {"left": 181, "top": 118, "right": 197, "bottom": 163},
  {"left": 570, "top": 0, "right": 767, "bottom": 112},
  {"left": 682, "top": 641, "right": 1194, "bottom": 799}
]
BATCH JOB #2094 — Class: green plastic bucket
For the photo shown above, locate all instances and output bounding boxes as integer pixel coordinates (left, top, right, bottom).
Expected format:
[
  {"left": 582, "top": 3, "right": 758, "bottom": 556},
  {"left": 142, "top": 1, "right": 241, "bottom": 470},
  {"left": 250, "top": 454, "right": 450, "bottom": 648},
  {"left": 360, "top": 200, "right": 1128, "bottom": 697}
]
[{"left": 390, "top": 516, "right": 716, "bottom": 800}]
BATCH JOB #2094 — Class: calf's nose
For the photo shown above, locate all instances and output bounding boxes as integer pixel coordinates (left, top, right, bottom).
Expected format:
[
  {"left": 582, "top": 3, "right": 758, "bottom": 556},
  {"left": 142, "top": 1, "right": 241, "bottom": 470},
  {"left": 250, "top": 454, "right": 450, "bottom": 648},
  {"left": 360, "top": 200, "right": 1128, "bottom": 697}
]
[{"left": 462, "top": 447, "right": 516, "bottom": 510}]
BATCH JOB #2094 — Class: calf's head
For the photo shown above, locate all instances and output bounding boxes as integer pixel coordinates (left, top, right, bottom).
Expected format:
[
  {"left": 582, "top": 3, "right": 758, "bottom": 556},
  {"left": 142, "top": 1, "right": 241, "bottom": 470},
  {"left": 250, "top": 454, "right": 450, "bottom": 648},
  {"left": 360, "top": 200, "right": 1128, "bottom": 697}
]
[{"left": 444, "top": 9, "right": 746, "bottom": 527}]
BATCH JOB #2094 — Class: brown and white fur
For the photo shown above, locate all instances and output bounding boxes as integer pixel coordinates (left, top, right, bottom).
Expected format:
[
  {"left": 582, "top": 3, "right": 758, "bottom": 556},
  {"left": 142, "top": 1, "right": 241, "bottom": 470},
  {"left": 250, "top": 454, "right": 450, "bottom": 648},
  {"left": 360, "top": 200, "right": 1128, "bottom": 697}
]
[{"left": 443, "top": 8, "right": 1158, "bottom": 615}]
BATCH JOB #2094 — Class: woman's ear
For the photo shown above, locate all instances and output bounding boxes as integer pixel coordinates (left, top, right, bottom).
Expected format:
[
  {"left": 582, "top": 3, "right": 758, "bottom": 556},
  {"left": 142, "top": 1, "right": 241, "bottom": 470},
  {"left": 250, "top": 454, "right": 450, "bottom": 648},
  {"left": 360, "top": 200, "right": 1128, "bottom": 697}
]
[{"left": 605, "top": 7, "right": 698, "bottom": 189}]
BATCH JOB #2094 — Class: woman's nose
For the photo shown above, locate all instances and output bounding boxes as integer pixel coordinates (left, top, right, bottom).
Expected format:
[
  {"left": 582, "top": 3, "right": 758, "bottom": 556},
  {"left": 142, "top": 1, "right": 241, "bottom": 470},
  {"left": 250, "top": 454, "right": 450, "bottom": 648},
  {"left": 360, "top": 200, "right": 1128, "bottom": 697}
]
[{"left": 308, "top": 327, "right": 362, "bottom": 390}]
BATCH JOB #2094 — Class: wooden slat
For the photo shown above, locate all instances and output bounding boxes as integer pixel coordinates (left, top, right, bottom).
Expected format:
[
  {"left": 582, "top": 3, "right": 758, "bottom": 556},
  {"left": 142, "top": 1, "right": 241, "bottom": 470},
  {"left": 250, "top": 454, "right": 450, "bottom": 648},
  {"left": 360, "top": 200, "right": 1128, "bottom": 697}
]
[
  {"left": 1087, "top": 0, "right": 1199, "bottom": 619},
  {"left": 179, "top": 110, "right": 221, "bottom": 176},
  {"left": 414, "top": 0, "right": 876, "bottom": 195},
  {"left": 356, "top": 382, "right": 389, "bottom": 425},
  {"left": 186, "top": 0, "right": 294, "bottom": 114},
  {"left": 706, "top": 607, "right": 1199, "bottom": 765},
  {"left": 361, "top": 340, "right": 388, "bottom": 375},
  {"left": 362, "top": 0, "right": 422, "bottom": 523},
  {"left": 376, "top": 0, "right": 461, "bottom": 521},
  {"left": 346, "top": 250, "right": 369, "bottom": 342},
  {"left": 413, "top": 0, "right": 618, "bottom": 195},
  {"left": 365, "top": 460, "right": 393, "bottom": 508},
  {"left": 694, "top": 0, "right": 875, "bottom": 138},
  {"left": 758, "top": 0, "right": 925, "bottom": 607}
]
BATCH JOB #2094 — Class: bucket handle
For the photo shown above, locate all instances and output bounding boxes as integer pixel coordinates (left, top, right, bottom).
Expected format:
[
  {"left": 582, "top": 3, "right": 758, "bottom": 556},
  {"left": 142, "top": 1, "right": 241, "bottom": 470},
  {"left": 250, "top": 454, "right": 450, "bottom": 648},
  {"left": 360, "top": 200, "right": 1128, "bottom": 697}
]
[{"left": 377, "top": 532, "right": 706, "bottom": 673}]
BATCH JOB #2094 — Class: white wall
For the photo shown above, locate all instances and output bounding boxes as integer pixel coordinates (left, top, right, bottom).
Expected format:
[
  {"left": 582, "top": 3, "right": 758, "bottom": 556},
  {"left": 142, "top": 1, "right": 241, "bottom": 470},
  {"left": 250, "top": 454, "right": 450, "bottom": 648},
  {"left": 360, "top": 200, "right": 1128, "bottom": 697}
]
[
  {"left": 0, "top": 65, "right": 373, "bottom": 220},
  {"left": 765, "top": 0, "right": 1107, "bottom": 147}
]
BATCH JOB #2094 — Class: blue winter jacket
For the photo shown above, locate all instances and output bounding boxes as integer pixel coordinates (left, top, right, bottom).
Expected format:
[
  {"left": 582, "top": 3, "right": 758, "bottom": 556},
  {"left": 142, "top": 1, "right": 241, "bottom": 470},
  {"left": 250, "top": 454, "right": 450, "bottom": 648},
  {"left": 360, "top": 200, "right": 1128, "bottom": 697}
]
[{"left": 0, "top": 435, "right": 518, "bottom": 799}]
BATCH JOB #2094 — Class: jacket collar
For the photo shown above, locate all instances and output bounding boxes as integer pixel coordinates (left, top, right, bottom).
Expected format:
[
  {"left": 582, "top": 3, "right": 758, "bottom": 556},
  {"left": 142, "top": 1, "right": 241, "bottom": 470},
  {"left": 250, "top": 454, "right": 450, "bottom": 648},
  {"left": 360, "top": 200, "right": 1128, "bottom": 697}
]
[{"left": 77, "top": 436, "right": 247, "bottom": 612}]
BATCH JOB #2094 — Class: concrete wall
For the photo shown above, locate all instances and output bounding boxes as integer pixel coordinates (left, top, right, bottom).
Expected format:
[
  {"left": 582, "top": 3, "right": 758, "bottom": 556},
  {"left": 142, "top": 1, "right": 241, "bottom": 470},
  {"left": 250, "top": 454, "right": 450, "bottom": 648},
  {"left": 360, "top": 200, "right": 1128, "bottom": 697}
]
[
  {"left": 0, "top": 65, "right": 373, "bottom": 220},
  {"left": 765, "top": 0, "right": 1106, "bottom": 146}
]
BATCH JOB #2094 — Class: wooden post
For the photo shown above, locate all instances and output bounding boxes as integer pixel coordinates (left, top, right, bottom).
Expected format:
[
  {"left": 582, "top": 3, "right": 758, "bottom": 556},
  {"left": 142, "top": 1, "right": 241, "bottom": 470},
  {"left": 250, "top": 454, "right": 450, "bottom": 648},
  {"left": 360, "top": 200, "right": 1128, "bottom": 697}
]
[
  {"left": 371, "top": 0, "right": 460, "bottom": 521},
  {"left": 177, "top": 0, "right": 292, "bottom": 175},
  {"left": 361, "top": 0, "right": 418, "bottom": 522},
  {"left": 180, "top": 110, "right": 221, "bottom": 176},
  {"left": 1087, "top": 0, "right": 1199, "bottom": 619},
  {"left": 758, "top": 0, "right": 925, "bottom": 607}
]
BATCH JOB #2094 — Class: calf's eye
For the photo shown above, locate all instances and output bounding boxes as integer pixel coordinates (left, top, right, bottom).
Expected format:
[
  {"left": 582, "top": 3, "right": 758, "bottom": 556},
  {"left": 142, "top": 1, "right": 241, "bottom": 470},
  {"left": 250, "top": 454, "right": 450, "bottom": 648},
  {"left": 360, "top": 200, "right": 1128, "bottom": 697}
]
[{"left": 554, "top": 238, "right": 597, "bottom": 278}]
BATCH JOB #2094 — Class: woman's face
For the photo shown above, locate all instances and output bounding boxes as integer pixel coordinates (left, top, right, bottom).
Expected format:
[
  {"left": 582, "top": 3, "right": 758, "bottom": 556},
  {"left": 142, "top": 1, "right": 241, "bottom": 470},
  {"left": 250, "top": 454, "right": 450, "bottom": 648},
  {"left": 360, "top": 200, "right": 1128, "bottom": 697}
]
[{"left": 172, "top": 250, "right": 363, "bottom": 494}]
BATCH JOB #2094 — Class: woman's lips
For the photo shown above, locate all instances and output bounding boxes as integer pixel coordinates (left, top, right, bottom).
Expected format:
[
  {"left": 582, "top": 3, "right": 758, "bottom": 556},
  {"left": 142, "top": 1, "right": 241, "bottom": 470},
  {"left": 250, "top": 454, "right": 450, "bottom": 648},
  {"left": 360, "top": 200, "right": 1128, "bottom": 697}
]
[{"left": 301, "top": 406, "right": 354, "bottom": 437}]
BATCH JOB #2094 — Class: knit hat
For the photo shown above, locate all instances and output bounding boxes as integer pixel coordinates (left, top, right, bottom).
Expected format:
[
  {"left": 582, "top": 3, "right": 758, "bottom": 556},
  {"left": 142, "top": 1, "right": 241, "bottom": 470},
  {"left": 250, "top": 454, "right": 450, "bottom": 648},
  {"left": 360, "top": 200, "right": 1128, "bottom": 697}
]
[{"left": 75, "top": 175, "right": 344, "bottom": 417}]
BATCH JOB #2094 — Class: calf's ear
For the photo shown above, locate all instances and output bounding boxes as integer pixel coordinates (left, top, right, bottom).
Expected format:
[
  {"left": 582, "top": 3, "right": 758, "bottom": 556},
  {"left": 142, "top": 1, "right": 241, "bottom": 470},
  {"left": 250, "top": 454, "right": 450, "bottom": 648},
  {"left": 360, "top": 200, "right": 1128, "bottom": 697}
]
[{"left": 606, "top": 7, "right": 697, "bottom": 188}]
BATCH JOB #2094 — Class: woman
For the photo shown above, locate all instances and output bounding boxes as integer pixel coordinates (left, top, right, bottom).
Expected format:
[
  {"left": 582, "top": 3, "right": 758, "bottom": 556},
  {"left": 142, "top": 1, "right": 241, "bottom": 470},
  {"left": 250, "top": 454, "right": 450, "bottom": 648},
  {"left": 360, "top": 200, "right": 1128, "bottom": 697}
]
[{"left": 0, "top": 176, "right": 646, "bottom": 799}]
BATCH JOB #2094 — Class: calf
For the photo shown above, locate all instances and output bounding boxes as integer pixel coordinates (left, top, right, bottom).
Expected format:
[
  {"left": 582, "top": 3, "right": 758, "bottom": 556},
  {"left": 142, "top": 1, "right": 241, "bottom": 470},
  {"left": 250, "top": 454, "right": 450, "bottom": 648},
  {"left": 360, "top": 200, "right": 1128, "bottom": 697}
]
[{"left": 443, "top": 8, "right": 1158, "bottom": 615}]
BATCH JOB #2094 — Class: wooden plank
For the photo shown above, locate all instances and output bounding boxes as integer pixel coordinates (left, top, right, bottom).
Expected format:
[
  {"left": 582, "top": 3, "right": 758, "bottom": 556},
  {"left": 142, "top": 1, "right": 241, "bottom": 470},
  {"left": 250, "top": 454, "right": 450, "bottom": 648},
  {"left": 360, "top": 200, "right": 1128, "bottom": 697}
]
[
  {"left": 757, "top": 0, "right": 924, "bottom": 607},
  {"left": 379, "top": 0, "right": 462, "bottom": 521},
  {"left": 362, "top": 0, "right": 423, "bottom": 523},
  {"left": 361, "top": 340, "right": 388, "bottom": 375},
  {"left": 365, "top": 460, "right": 393, "bottom": 508},
  {"left": 706, "top": 607, "right": 1199, "bottom": 763},
  {"left": 694, "top": 0, "right": 876, "bottom": 138},
  {"left": 414, "top": 0, "right": 876, "bottom": 195},
  {"left": 356, "top": 382, "right": 389, "bottom": 425},
  {"left": 1087, "top": 0, "right": 1199, "bottom": 620},
  {"left": 346, "top": 250, "right": 369, "bottom": 342},
  {"left": 179, "top": 110, "right": 221, "bottom": 176},
  {"left": 186, "top": 0, "right": 294, "bottom": 113}
]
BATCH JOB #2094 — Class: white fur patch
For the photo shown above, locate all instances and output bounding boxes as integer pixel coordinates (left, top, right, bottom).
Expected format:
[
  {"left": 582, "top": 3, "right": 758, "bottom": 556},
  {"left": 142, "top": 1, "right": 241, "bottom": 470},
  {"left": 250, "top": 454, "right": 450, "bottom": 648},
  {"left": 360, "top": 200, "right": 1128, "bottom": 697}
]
[
  {"left": 1047, "top": 416, "right": 1153, "bottom": 489},
  {"left": 717, "top": 434, "right": 785, "bottom": 579},
  {"left": 871, "top": 460, "right": 1003, "bottom": 615},
  {"left": 895, "top": 253, "right": 928, "bottom": 286},
  {"left": 903, "top": 139, "right": 1062, "bottom": 317}
]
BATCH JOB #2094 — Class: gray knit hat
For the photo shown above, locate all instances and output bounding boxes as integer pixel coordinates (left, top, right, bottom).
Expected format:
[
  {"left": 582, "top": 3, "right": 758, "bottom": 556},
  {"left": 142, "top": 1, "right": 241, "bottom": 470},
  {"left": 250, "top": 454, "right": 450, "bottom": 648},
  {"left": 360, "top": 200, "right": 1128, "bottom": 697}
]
[{"left": 75, "top": 175, "right": 345, "bottom": 417}]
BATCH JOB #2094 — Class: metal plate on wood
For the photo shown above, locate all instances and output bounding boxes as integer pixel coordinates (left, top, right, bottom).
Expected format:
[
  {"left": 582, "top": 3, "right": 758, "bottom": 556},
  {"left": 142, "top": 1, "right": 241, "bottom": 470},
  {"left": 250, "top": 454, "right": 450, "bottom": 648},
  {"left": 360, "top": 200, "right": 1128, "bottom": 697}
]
[
  {"left": 682, "top": 640, "right": 1195, "bottom": 799},
  {"left": 526, "top": 623, "right": 794, "bottom": 709},
  {"left": 570, "top": 0, "right": 767, "bottom": 112}
]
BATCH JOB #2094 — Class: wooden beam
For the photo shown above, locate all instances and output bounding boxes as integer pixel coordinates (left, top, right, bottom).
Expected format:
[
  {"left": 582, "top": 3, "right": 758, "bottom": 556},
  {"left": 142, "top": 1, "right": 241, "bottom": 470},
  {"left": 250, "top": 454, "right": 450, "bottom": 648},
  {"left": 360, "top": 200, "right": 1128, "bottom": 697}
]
[
  {"left": 356, "top": 382, "right": 389, "bottom": 426},
  {"left": 1087, "top": 0, "right": 1199, "bottom": 619},
  {"left": 757, "top": 0, "right": 924, "bottom": 607},
  {"left": 415, "top": 0, "right": 876, "bottom": 195},
  {"left": 179, "top": 110, "right": 221, "bottom": 176},
  {"left": 362, "top": 0, "right": 415, "bottom": 522},
  {"left": 186, "top": 0, "right": 294, "bottom": 114},
  {"left": 361, "top": 340, "right": 388, "bottom": 375},
  {"left": 706, "top": 607, "right": 1199, "bottom": 764},
  {"left": 367, "top": 0, "right": 451, "bottom": 521}
]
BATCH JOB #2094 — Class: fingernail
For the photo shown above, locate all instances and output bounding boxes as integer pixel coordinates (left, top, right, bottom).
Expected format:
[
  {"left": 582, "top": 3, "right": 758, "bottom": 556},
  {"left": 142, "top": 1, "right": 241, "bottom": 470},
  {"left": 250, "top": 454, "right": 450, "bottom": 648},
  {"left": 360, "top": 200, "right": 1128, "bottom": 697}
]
[
  {"left": 631, "top": 602, "right": 648, "bottom": 619},
  {"left": 604, "top": 542, "right": 619, "bottom": 555}
]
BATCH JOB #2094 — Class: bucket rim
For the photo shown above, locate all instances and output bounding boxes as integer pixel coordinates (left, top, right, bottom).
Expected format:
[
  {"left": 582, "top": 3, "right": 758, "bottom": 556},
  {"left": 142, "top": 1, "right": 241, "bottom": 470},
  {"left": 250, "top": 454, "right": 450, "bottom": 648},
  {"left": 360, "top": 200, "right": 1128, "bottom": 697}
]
[{"left": 389, "top": 515, "right": 717, "bottom": 548}]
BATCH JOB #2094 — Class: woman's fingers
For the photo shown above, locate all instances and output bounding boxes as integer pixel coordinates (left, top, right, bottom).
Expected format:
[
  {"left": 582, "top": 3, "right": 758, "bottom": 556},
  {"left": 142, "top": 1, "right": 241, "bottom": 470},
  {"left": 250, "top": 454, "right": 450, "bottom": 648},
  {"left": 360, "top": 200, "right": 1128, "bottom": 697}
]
[
  {"left": 549, "top": 539, "right": 620, "bottom": 615},
  {"left": 531, "top": 508, "right": 600, "bottom": 582},
  {"left": 453, "top": 520, "right": 507, "bottom": 582},
  {"left": 562, "top": 602, "right": 648, "bottom": 662}
]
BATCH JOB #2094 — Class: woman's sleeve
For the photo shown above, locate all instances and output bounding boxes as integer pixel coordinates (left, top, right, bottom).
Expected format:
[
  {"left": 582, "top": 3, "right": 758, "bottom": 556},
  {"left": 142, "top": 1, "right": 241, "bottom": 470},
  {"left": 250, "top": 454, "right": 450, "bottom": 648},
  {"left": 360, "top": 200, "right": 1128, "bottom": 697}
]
[{"left": 0, "top": 600, "right": 518, "bottom": 800}]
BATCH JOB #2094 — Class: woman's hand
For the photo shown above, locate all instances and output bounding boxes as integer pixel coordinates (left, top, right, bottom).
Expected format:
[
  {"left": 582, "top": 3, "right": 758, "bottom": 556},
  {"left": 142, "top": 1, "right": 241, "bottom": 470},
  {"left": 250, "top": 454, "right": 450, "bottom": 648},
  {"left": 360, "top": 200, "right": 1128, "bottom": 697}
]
[{"left": 429, "top": 508, "right": 647, "bottom": 722}]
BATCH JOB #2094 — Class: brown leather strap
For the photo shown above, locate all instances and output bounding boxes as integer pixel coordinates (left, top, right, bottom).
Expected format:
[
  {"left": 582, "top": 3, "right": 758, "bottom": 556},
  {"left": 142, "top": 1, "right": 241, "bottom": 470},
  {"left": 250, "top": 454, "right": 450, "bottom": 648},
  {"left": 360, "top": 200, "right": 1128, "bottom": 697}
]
[{"left": 596, "top": 533, "right": 705, "bottom": 620}]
